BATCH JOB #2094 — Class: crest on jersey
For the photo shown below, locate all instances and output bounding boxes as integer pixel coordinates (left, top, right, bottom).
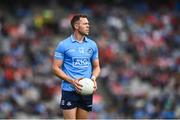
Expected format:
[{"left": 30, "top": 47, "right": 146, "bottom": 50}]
[
  {"left": 87, "top": 48, "right": 93, "bottom": 54},
  {"left": 67, "top": 101, "right": 72, "bottom": 106},
  {"left": 78, "top": 47, "right": 84, "bottom": 54}
]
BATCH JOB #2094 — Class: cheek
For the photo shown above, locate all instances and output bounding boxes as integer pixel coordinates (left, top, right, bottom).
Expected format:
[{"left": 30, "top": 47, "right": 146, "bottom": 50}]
[
  {"left": 79, "top": 27, "right": 85, "bottom": 32},
  {"left": 80, "top": 25, "right": 86, "bottom": 29}
]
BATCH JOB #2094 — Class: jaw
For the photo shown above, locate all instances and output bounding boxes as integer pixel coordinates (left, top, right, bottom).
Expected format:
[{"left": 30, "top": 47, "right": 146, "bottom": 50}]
[{"left": 79, "top": 31, "right": 89, "bottom": 36}]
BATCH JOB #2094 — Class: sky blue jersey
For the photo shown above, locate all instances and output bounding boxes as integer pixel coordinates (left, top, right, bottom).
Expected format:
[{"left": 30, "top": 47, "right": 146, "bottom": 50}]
[{"left": 54, "top": 34, "right": 99, "bottom": 91}]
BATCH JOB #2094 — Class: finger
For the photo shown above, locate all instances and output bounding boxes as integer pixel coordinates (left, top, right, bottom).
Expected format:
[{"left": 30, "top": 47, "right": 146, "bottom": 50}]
[
  {"left": 75, "top": 87, "right": 81, "bottom": 94},
  {"left": 75, "top": 78, "right": 83, "bottom": 87},
  {"left": 93, "top": 82, "right": 97, "bottom": 91},
  {"left": 75, "top": 81, "right": 83, "bottom": 87},
  {"left": 93, "top": 80, "right": 97, "bottom": 89},
  {"left": 75, "top": 88, "right": 81, "bottom": 93},
  {"left": 93, "top": 87, "right": 97, "bottom": 91},
  {"left": 75, "top": 81, "right": 83, "bottom": 90},
  {"left": 77, "top": 83, "right": 83, "bottom": 87},
  {"left": 76, "top": 90, "right": 81, "bottom": 94},
  {"left": 77, "top": 78, "right": 83, "bottom": 81},
  {"left": 74, "top": 83, "right": 82, "bottom": 90}
]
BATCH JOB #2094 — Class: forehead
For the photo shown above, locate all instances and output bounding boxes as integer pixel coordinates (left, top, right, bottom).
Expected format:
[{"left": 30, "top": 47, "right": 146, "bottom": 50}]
[{"left": 79, "top": 17, "right": 89, "bottom": 23}]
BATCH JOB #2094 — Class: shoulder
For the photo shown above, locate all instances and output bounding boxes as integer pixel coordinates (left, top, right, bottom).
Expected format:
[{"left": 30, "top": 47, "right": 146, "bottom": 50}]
[
  {"left": 57, "top": 36, "right": 71, "bottom": 46},
  {"left": 55, "top": 36, "right": 72, "bottom": 52},
  {"left": 86, "top": 37, "right": 97, "bottom": 46}
]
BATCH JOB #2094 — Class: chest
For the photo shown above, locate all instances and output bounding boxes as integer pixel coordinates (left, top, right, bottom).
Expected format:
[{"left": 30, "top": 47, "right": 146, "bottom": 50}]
[
  {"left": 64, "top": 45, "right": 93, "bottom": 67},
  {"left": 65, "top": 46, "right": 93, "bottom": 58}
]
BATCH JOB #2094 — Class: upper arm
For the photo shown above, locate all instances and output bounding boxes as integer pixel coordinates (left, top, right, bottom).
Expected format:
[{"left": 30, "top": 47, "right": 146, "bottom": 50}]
[
  {"left": 52, "top": 59, "right": 63, "bottom": 69},
  {"left": 91, "top": 42, "right": 99, "bottom": 61},
  {"left": 53, "top": 41, "right": 65, "bottom": 69},
  {"left": 54, "top": 41, "right": 65, "bottom": 60}
]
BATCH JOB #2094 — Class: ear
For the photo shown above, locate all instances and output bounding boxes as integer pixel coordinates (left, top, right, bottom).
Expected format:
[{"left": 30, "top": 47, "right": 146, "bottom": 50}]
[{"left": 74, "top": 23, "right": 79, "bottom": 29}]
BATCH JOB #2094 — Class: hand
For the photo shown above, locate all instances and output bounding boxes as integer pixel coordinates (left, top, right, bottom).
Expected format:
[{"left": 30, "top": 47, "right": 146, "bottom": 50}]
[
  {"left": 92, "top": 79, "right": 97, "bottom": 92},
  {"left": 72, "top": 78, "right": 83, "bottom": 94}
]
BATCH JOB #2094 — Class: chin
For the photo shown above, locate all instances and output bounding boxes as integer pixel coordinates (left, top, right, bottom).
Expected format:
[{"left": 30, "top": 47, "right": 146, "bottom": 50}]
[
  {"left": 85, "top": 32, "right": 89, "bottom": 35},
  {"left": 83, "top": 33, "right": 89, "bottom": 36},
  {"left": 79, "top": 31, "right": 89, "bottom": 36}
]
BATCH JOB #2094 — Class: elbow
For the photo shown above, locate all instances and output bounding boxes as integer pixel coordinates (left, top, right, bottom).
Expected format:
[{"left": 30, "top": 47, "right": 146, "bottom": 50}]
[{"left": 52, "top": 66, "right": 57, "bottom": 75}]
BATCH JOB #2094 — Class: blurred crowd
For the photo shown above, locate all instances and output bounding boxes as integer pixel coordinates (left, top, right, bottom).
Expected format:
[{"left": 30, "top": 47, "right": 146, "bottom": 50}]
[{"left": 0, "top": 0, "right": 179, "bottom": 119}]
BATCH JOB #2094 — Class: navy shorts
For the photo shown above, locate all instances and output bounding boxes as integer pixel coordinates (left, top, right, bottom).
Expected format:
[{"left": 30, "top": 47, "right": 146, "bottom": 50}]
[{"left": 60, "top": 91, "right": 93, "bottom": 112}]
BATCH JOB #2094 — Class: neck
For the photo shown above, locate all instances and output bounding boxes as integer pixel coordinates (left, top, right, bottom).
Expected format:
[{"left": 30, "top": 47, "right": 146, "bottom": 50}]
[{"left": 74, "top": 31, "right": 85, "bottom": 42}]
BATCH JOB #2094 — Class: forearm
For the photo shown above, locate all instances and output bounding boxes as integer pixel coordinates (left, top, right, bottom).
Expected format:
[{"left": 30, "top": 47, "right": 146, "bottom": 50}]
[
  {"left": 91, "top": 66, "right": 101, "bottom": 81},
  {"left": 52, "top": 67, "right": 74, "bottom": 84}
]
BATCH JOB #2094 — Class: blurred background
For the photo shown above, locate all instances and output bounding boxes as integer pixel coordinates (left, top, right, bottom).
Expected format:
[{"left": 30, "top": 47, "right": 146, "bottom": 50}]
[{"left": 0, "top": 0, "right": 179, "bottom": 119}]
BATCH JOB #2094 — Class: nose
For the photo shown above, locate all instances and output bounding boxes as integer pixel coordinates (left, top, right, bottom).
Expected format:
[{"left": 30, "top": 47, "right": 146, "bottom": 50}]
[{"left": 87, "top": 24, "right": 89, "bottom": 29}]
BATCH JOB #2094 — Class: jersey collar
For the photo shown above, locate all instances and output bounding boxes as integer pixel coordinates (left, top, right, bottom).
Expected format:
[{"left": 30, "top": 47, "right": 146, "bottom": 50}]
[{"left": 71, "top": 34, "right": 88, "bottom": 43}]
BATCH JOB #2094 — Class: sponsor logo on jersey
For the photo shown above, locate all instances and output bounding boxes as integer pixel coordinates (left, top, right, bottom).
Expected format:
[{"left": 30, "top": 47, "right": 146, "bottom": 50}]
[{"left": 72, "top": 57, "right": 89, "bottom": 67}]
